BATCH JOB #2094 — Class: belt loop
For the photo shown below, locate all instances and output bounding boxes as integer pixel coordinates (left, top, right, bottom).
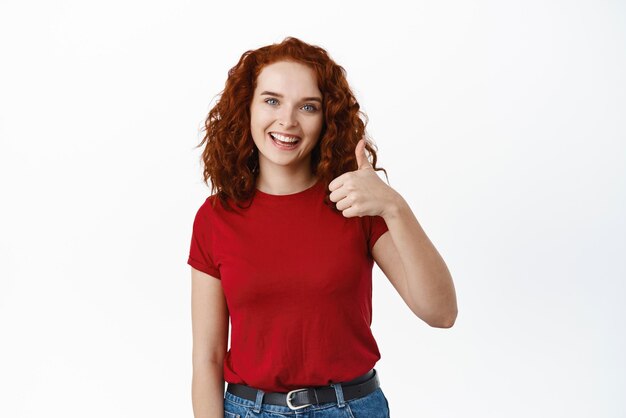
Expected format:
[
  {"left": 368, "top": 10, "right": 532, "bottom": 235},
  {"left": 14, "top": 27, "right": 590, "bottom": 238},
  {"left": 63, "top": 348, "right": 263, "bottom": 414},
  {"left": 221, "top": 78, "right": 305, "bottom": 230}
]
[
  {"left": 253, "top": 389, "right": 265, "bottom": 413},
  {"left": 331, "top": 382, "right": 347, "bottom": 408}
]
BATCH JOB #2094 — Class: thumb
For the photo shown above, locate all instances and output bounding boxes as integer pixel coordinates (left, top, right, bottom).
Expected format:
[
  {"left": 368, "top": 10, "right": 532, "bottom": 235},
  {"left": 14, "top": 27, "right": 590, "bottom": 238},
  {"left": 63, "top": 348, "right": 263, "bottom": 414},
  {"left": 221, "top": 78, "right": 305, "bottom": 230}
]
[{"left": 356, "top": 139, "right": 373, "bottom": 170}]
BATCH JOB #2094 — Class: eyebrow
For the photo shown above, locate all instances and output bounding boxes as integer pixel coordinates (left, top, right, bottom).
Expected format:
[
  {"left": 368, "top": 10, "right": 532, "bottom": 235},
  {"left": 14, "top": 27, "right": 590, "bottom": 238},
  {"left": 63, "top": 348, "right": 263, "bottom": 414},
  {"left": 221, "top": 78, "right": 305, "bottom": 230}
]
[{"left": 260, "top": 91, "right": 322, "bottom": 103}]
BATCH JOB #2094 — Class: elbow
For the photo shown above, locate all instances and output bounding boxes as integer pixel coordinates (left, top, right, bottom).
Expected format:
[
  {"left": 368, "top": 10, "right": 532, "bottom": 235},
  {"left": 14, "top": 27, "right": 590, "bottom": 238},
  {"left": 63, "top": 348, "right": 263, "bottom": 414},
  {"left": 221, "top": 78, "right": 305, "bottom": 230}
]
[
  {"left": 409, "top": 296, "right": 458, "bottom": 328},
  {"left": 431, "top": 316, "right": 456, "bottom": 328},
  {"left": 428, "top": 309, "right": 458, "bottom": 329}
]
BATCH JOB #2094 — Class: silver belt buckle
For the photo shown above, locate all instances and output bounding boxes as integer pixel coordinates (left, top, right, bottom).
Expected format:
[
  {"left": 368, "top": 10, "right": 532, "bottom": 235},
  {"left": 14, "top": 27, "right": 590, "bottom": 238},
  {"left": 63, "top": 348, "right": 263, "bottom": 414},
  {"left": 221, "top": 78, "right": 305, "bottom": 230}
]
[{"left": 286, "top": 388, "right": 312, "bottom": 410}]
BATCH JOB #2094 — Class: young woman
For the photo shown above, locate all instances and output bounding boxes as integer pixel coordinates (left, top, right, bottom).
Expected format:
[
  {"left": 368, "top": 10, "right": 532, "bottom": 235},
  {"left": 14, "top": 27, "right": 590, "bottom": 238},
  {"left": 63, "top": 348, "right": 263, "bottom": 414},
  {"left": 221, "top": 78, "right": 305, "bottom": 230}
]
[{"left": 188, "top": 37, "right": 457, "bottom": 418}]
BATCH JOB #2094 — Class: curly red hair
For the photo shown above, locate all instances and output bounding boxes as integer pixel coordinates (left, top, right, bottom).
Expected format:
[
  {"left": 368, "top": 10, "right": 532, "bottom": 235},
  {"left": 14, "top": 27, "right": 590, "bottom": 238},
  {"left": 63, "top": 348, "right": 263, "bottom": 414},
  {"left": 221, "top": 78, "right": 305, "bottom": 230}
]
[{"left": 195, "top": 36, "right": 388, "bottom": 212}]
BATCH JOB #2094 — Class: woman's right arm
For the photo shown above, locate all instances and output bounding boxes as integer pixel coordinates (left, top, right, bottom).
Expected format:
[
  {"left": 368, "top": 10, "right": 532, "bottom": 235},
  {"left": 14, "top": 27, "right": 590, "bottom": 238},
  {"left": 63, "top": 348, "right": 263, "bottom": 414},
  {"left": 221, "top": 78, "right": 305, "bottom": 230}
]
[{"left": 191, "top": 267, "right": 229, "bottom": 418}]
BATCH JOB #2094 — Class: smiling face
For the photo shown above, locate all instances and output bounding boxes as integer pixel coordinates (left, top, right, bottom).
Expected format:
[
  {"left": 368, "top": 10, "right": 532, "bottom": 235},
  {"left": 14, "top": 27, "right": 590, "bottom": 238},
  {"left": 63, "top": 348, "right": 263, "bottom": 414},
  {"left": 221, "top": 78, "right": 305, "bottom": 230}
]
[{"left": 249, "top": 60, "right": 323, "bottom": 180}]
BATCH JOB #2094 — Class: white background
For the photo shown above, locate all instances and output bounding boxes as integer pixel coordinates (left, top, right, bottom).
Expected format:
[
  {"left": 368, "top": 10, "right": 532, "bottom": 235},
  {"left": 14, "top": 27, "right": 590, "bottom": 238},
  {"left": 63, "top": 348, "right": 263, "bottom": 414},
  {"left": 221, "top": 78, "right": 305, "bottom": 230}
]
[{"left": 1, "top": 1, "right": 625, "bottom": 417}]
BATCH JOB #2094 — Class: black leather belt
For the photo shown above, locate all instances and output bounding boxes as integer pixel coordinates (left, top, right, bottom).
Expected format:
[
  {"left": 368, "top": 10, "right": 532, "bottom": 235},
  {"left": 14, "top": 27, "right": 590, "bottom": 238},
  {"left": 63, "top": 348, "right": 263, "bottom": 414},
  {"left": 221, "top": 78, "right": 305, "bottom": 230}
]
[{"left": 226, "top": 368, "right": 380, "bottom": 411}]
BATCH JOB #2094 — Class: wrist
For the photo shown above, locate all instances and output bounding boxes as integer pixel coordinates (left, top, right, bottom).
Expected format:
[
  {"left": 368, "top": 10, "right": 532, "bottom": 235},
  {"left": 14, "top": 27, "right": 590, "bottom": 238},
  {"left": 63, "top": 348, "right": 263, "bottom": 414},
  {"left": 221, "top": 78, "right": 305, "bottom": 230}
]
[{"left": 381, "top": 191, "right": 406, "bottom": 220}]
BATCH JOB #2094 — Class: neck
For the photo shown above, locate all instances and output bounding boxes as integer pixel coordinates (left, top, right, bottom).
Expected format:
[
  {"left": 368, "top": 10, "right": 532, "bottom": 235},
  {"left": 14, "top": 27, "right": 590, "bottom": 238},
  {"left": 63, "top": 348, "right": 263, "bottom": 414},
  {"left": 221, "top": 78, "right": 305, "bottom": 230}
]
[{"left": 256, "top": 174, "right": 318, "bottom": 195}]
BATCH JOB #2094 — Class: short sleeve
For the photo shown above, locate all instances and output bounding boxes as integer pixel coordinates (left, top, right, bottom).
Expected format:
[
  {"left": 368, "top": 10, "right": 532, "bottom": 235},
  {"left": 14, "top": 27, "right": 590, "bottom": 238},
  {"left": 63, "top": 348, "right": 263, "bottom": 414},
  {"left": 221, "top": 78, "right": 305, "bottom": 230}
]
[
  {"left": 187, "top": 200, "right": 221, "bottom": 279},
  {"left": 367, "top": 215, "right": 389, "bottom": 256}
]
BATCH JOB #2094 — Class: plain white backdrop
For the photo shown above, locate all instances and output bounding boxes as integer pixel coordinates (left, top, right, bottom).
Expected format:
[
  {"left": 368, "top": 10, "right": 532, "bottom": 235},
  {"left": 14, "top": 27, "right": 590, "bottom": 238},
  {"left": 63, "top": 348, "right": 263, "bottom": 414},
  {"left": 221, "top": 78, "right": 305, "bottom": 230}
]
[{"left": 1, "top": 1, "right": 624, "bottom": 417}]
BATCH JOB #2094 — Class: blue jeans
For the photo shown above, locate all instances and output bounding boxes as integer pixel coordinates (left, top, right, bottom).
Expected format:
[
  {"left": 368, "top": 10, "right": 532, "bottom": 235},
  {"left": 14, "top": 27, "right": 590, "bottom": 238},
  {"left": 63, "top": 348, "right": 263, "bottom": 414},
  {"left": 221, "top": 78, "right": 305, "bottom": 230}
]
[{"left": 223, "top": 380, "right": 391, "bottom": 417}]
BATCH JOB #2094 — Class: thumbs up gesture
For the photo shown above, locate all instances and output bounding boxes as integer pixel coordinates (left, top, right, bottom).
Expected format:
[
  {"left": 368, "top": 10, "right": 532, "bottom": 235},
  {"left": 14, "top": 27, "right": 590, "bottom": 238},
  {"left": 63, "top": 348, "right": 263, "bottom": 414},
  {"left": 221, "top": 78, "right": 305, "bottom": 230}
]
[{"left": 328, "top": 138, "right": 399, "bottom": 218}]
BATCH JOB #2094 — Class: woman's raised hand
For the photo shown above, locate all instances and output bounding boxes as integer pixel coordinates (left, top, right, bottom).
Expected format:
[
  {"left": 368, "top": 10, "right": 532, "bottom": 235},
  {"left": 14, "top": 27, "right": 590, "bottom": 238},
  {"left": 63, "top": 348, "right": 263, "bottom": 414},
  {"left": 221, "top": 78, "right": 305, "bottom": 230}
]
[{"left": 328, "top": 138, "right": 399, "bottom": 219}]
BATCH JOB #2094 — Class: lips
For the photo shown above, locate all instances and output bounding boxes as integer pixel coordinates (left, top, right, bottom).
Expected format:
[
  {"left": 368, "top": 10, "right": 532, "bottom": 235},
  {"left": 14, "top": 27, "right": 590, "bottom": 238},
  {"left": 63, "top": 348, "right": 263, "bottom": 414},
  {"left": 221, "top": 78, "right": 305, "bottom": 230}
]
[
  {"left": 269, "top": 132, "right": 301, "bottom": 142},
  {"left": 268, "top": 132, "right": 300, "bottom": 150}
]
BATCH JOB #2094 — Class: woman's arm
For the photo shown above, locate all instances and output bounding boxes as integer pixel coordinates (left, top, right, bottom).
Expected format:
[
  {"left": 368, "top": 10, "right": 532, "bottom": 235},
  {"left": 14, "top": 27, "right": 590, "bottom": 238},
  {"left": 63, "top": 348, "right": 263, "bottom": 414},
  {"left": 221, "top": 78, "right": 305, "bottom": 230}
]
[
  {"left": 375, "top": 196, "right": 458, "bottom": 327},
  {"left": 192, "top": 362, "right": 226, "bottom": 418},
  {"left": 329, "top": 139, "right": 457, "bottom": 327},
  {"left": 191, "top": 267, "right": 229, "bottom": 418}
]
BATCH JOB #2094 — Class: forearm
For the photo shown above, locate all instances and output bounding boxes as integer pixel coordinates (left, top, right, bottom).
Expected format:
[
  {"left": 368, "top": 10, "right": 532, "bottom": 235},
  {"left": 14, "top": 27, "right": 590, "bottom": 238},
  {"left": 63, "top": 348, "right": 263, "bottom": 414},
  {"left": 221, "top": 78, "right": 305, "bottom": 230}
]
[
  {"left": 383, "top": 194, "right": 458, "bottom": 327},
  {"left": 192, "top": 361, "right": 226, "bottom": 418}
]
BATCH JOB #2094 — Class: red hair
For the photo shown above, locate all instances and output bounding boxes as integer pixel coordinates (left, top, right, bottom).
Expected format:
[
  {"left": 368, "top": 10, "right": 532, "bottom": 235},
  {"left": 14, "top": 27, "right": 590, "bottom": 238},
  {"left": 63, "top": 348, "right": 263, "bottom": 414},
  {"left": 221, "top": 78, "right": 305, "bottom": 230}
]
[{"left": 195, "top": 36, "right": 388, "bottom": 212}]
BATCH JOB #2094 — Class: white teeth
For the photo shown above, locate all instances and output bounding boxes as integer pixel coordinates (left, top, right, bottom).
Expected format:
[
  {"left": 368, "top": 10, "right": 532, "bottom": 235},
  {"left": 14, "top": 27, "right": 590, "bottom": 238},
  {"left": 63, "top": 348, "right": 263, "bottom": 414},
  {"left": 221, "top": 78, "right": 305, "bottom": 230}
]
[{"left": 270, "top": 133, "right": 299, "bottom": 143}]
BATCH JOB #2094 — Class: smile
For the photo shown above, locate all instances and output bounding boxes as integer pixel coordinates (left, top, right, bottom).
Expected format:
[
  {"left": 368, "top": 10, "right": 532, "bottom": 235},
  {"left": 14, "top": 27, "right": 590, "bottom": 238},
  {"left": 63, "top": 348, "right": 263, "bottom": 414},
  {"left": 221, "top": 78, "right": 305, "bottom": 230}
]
[
  {"left": 270, "top": 132, "right": 300, "bottom": 143},
  {"left": 268, "top": 132, "right": 301, "bottom": 150}
]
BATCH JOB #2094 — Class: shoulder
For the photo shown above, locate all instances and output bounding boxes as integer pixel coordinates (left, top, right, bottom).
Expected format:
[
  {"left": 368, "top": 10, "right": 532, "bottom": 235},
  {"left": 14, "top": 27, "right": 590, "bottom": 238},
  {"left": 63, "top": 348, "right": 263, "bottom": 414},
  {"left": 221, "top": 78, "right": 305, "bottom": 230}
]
[
  {"left": 192, "top": 194, "right": 219, "bottom": 225},
  {"left": 198, "top": 193, "right": 222, "bottom": 212},
  {"left": 195, "top": 195, "right": 211, "bottom": 212},
  {"left": 196, "top": 192, "right": 248, "bottom": 220}
]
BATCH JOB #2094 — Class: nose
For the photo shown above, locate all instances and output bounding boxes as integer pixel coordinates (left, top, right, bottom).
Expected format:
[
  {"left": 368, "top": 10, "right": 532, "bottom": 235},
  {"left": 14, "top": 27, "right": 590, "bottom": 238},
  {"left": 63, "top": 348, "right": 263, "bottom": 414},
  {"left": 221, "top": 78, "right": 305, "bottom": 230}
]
[{"left": 278, "top": 107, "right": 298, "bottom": 127}]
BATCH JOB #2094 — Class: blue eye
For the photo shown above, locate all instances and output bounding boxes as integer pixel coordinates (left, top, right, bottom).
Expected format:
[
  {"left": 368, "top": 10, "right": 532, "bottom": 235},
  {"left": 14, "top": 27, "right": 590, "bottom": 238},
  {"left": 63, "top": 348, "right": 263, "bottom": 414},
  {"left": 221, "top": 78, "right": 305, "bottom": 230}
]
[
  {"left": 263, "top": 98, "right": 318, "bottom": 113},
  {"left": 302, "top": 104, "right": 318, "bottom": 112}
]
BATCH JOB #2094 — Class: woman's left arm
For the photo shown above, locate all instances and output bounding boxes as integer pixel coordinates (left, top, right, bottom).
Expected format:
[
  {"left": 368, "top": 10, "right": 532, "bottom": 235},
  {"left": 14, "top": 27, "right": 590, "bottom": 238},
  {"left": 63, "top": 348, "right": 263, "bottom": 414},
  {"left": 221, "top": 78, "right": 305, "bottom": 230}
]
[
  {"left": 329, "top": 139, "right": 458, "bottom": 328},
  {"left": 375, "top": 194, "right": 458, "bottom": 328}
]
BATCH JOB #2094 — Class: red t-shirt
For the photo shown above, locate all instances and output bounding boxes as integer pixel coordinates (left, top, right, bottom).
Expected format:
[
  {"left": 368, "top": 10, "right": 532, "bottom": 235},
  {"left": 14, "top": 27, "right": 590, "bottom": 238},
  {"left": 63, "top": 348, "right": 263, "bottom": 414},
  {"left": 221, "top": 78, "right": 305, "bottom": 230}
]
[{"left": 187, "top": 178, "right": 389, "bottom": 392}]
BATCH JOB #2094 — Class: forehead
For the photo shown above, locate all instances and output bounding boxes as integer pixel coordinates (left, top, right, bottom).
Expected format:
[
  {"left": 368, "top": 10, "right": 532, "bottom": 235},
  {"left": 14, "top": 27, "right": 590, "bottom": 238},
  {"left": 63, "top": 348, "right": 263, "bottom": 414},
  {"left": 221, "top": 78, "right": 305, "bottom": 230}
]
[{"left": 254, "top": 61, "right": 321, "bottom": 96}]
